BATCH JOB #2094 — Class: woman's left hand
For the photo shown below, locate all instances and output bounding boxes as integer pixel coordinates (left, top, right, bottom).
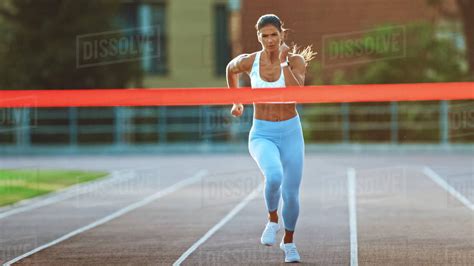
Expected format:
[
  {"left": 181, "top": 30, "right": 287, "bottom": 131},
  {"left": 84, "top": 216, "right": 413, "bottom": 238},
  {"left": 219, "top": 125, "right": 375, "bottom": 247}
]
[{"left": 279, "top": 42, "right": 290, "bottom": 63}]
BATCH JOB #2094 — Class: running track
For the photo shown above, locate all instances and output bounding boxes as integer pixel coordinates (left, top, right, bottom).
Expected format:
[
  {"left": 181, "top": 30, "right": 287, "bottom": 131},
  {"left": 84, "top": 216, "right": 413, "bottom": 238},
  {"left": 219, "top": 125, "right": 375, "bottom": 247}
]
[{"left": 0, "top": 152, "right": 472, "bottom": 265}]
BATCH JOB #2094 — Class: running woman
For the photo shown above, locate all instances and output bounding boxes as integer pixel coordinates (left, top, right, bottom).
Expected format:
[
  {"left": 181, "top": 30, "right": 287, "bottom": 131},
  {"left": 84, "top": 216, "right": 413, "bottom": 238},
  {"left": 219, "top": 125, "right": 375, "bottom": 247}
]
[{"left": 226, "top": 14, "right": 315, "bottom": 263}]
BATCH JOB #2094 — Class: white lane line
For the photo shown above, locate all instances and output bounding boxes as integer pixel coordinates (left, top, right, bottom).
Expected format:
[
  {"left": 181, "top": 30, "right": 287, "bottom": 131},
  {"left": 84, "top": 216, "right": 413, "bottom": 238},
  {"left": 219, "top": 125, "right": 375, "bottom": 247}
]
[
  {"left": 173, "top": 182, "right": 264, "bottom": 266},
  {"left": 3, "top": 169, "right": 208, "bottom": 266},
  {"left": 347, "top": 168, "right": 358, "bottom": 266},
  {"left": 0, "top": 169, "right": 139, "bottom": 220},
  {"left": 422, "top": 166, "right": 474, "bottom": 211}
]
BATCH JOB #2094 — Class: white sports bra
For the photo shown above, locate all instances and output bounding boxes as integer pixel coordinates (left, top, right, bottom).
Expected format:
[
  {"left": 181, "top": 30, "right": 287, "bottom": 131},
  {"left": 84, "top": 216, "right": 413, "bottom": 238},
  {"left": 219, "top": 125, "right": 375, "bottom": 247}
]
[{"left": 249, "top": 51, "right": 294, "bottom": 104}]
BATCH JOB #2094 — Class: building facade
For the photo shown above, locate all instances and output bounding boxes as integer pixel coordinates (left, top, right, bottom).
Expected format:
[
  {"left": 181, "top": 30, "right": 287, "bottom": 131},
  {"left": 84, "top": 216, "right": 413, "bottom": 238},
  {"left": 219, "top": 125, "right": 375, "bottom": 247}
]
[
  {"left": 236, "top": 0, "right": 459, "bottom": 84},
  {"left": 121, "top": 0, "right": 231, "bottom": 88}
]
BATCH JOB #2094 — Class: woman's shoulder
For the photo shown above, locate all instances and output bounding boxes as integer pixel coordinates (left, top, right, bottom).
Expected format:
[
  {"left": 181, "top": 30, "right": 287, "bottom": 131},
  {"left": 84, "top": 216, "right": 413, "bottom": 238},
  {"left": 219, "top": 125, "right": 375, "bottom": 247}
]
[
  {"left": 233, "top": 52, "right": 259, "bottom": 73},
  {"left": 238, "top": 52, "right": 258, "bottom": 64}
]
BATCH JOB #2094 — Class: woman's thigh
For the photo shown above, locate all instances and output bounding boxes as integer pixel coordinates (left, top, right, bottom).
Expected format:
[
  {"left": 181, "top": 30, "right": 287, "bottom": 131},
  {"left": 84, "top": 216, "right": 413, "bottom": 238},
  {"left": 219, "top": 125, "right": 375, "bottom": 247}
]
[{"left": 249, "top": 136, "right": 283, "bottom": 176}]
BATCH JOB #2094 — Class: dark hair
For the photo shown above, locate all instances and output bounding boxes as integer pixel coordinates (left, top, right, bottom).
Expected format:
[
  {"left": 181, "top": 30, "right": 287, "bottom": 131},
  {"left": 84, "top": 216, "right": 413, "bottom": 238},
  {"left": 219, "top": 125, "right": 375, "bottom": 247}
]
[
  {"left": 255, "top": 14, "right": 284, "bottom": 32},
  {"left": 255, "top": 14, "right": 316, "bottom": 66}
]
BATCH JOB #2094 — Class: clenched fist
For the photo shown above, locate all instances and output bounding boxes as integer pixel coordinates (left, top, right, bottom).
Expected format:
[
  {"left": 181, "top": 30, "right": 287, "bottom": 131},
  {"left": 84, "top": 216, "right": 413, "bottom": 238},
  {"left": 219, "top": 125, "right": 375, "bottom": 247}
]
[{"left": 231, "top": 104, "right": 244, "bottom": 117}]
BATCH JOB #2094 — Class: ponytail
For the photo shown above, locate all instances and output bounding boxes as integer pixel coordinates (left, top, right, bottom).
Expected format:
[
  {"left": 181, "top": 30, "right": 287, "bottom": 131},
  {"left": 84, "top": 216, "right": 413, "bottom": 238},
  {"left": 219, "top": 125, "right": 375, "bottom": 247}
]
[{"left": 291, "top": 44, "right": 316, "bottom": 66}]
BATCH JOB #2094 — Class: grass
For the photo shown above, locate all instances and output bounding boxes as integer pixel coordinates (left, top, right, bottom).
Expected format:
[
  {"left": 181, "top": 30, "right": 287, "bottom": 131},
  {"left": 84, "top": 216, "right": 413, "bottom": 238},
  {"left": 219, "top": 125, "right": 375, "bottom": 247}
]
[{"left": 0, "top": 169, "right": 109, "bottom": 207}]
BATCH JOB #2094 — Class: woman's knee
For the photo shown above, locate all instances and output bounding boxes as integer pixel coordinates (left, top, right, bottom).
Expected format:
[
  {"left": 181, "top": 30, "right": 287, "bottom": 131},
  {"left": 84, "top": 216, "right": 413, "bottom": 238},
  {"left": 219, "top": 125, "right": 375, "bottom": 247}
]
[
  {"left": 264, "top": 168, "right": 283, "bottom": 190},
  {"left": 282, "top": 190, "right": 299, "bottom": 204}
]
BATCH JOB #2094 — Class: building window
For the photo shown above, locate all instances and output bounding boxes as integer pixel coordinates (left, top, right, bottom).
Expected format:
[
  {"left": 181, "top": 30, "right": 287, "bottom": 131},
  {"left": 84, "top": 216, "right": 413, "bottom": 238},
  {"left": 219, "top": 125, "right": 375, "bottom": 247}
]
[
  {"left": 119, "top": 1, "right": 167, "bottom": 75},
  {"left": 215, "top": 4, "right": 231, "bottom": 76}
]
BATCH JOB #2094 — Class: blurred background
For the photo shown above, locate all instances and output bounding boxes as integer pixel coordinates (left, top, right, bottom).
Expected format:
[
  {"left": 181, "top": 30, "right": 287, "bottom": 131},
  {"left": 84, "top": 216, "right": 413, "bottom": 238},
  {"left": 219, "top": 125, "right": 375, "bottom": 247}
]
[{"left": 0, "top": 0, "right": 473, "bottom": 154}]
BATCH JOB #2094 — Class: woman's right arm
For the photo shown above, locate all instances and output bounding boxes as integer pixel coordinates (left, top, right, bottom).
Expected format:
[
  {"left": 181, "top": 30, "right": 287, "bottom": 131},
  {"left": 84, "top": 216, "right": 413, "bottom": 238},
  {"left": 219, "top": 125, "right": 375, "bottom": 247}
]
[{"left": 226, "top": 54, "right": 252, "bottom": 117}]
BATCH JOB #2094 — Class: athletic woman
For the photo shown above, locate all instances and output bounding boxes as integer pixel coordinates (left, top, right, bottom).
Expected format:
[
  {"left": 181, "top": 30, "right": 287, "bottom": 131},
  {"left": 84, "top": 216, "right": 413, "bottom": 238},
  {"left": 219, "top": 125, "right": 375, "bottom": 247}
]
[{"left": 226, "top": 14, "right": 314, "bottom": 263}]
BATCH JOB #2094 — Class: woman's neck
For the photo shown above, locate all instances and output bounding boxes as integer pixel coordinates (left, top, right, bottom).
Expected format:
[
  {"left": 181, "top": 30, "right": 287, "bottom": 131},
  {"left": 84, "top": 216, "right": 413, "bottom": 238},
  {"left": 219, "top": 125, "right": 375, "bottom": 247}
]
[{"left": 262, "top": 49, "right": 279, "bottom": 64}]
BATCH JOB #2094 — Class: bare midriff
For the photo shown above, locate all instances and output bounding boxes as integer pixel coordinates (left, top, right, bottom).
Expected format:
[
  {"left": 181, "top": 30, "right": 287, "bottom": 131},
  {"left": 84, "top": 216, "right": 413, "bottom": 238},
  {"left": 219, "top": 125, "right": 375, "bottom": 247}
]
[{"left": 254, "top": 103, "right": 297, "bottom": 121}]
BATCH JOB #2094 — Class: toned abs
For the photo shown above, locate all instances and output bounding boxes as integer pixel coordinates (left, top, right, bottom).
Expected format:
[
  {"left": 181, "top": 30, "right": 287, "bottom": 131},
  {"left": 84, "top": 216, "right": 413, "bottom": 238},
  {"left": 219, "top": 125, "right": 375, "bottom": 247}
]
[{"left": 254, "top": 103, "right": 297, "bottom": 121}]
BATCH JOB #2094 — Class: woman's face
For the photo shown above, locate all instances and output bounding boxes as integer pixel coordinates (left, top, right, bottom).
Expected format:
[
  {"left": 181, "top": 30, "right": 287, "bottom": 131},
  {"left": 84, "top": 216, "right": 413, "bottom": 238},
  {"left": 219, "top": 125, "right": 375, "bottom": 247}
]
[{"left": 257, "top": 24, "right": 283, "bottom": 52}]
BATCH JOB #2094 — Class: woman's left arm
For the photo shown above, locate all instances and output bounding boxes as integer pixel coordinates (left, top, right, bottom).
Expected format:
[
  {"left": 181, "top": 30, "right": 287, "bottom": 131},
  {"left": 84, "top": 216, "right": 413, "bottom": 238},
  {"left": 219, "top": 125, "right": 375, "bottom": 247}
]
[
  {"left": 280, "top": 44, "right": 306, "bottom": 87},
  {"left": 283, "top": 55, "right": 306, "bottom": 86}
]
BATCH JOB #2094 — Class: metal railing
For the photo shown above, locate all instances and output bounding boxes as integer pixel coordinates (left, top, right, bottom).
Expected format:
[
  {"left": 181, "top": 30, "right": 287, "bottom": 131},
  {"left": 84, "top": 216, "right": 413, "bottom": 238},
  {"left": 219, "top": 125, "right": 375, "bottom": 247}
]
[{"left": 1, "top": 100, "right": 473, "bottom": 154}]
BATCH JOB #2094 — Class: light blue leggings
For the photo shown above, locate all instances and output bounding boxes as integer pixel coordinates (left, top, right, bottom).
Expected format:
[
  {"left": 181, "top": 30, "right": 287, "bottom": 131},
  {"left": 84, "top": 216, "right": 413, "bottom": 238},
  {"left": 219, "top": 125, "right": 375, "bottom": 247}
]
[{"left": 248, "top": 114, "right": 304, "bottom": 231}]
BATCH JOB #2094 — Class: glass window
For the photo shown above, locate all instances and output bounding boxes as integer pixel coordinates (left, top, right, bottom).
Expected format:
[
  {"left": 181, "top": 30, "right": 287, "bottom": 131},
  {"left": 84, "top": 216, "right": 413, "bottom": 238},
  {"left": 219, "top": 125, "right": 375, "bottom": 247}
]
[{"left": 119, "top": 1, "right": 167, "bottom": 75}]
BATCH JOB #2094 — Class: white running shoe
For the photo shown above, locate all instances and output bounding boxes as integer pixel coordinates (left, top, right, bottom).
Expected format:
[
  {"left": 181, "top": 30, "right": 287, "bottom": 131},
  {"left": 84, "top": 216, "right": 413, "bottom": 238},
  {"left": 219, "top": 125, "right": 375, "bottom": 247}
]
[
  {"left": 260, "top": 222, "right": 280, "bottom": 246},
  {"left": 280, "top": 241, "right": 301, "bottom": 263}
]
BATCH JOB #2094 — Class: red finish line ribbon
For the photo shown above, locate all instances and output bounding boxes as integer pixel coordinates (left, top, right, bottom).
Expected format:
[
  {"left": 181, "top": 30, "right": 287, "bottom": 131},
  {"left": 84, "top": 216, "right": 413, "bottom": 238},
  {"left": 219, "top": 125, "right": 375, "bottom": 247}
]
[{"left": 0, "top": 82, "right": 473, "bottom": 108}]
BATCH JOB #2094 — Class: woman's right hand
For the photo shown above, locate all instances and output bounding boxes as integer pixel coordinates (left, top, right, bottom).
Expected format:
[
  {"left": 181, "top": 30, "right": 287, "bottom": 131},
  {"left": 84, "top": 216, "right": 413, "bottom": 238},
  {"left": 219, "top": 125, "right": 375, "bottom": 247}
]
[{"left": 231, "top": 104, "right": 244, "bottom": 117}]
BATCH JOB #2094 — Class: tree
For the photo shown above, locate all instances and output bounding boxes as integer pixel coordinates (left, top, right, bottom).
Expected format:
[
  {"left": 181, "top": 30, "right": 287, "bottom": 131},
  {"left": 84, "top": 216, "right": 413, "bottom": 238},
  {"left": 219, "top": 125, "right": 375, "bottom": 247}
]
[
  {"left": 304, "top": 23, "right": 469, "bottom": 143},
  {"left": 456, "top": 0, "right": 474, "bottom": 79},
  {"left": 0, "top": 0, "right": 142, "bottom": 89},
  {"left": 428, "top": 0, "right": 474, "bottom": 79},
  {"left": 330, "top": 23, "right": 468, "bottom": 84}
]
